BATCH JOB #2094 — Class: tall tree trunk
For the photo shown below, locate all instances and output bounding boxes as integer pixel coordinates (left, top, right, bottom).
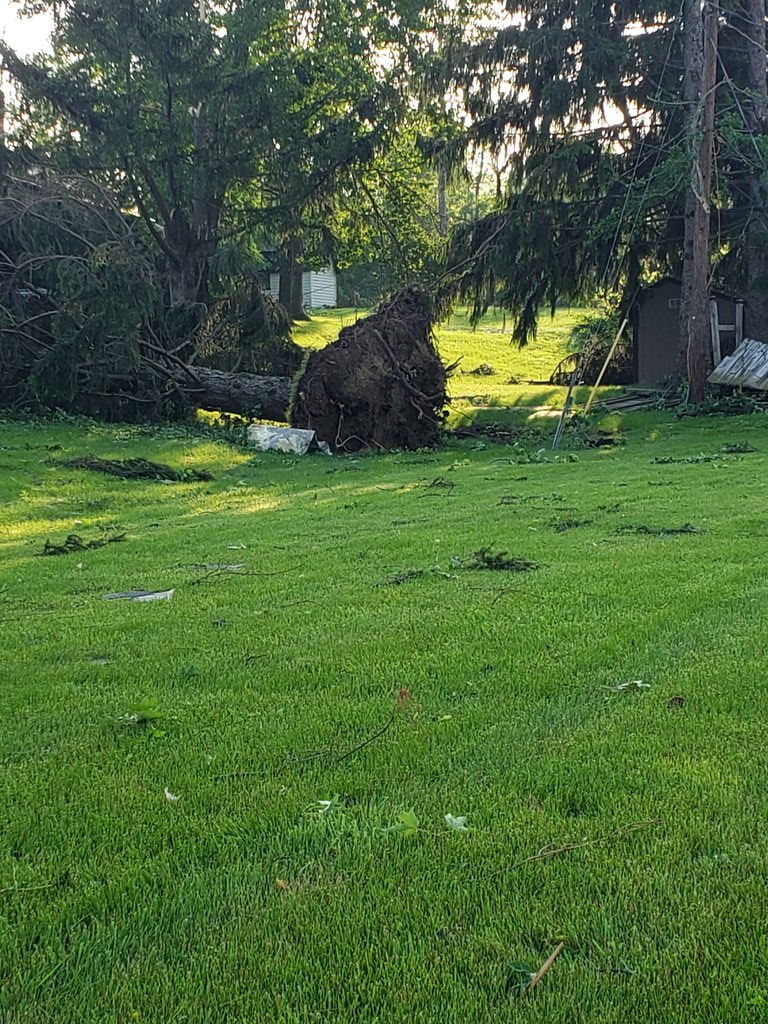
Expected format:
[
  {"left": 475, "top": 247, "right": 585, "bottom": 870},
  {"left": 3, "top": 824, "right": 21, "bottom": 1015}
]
[
  {"left": 678, "top": 0, "right": 700, "bottom": 375},
  {"left": 278, "top": 238, "right": 292, "bottom": 310},
  {"left": 742, "top": 0, "right": 768, "bottom": 338},
  {"left": 278, "top": 236, "right": 309, "bottom": 320},
  {"left": 681, "top": 0, "right": 718, "bottom": 403},
  {"left": 437, "top": 166, "right": 448, "bottom": 237}
]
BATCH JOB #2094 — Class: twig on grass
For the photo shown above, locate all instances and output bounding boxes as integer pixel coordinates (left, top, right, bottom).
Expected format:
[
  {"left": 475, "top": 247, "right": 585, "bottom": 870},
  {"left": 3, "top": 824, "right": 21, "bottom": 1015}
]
[
  {"left": 332, "top": 712, "right": 396, "bottom": 764},
  {"left": 188, "top": 564, "right": 305, "bottom": 586},
  {"left": 513, "top": 819, "right": 662, "bottom": 867},
  {"left": 0, "top": 879, "right": 59, "bottom": 896},
  {"left": 212, "top": 770, "right": 263, "bottom": 781},
  {"left": 523, "top": 942, "right": 565, "bottom": 996}
]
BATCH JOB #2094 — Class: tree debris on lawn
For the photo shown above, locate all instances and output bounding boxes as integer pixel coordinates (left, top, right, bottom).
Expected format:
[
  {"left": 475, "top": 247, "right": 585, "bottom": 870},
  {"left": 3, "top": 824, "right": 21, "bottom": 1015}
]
[
  {"left": 41, "top": 532, "right": 126, "bottom": 556},
  {"left": 466, "top": 548, "right": 540, "bottom": 572},
  {"left": 378, "top": 549, "right": 539, "bottom": 585},
  {"left": 378, "top": 566, "right": 457, "bottom": 586},
  {"left": 421, "top": 476, "right": 456, "bottom": 495},
  {"left": 291, "top": 286, "right": 450, "bottom": 452},
  {"left": 523, "top": 942, "right": 566, "bottom": 996},
  {"left": 103, "top": 589, "right": 175, "bottom": 601},
  {"left": 616, "top": 523, "right": 700, "bottom": 537},
  {"left": 552, "top": 518, "right": 592, "bottom": 532},
  {"left": 721, "top": 442, "right": 757, "bottom": 453},
  {"left": 60, "top": 456, "right": 213, "bottom": 481}
]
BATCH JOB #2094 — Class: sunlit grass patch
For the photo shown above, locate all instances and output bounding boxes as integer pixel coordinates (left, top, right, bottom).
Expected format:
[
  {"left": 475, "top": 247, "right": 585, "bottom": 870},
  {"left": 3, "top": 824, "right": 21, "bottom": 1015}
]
[{"left": 2, "top": 409, "right": 768, "bottom": 1021}]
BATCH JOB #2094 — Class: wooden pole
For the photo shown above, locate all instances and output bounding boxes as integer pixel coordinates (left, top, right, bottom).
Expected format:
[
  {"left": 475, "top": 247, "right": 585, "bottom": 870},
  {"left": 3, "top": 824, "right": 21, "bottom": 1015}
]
[
  {"left": 584, "top": 317, "right": 628, "bottom": 413},
  {"left": 684, "top": 0, "right": 719, "bottom": 404},
  {"left": 552, "top": 360, "right": 580, "bottom": 450}
]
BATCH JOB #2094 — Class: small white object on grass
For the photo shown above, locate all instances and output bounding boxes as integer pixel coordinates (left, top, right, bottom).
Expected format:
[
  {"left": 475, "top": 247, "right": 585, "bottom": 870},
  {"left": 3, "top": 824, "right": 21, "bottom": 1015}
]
[
  {"left": 164, "top": 788, "right": 180, "bottom": 803},
  {"left": 607, "top": 679, "right": 651, "bottom": 693},
  {"left": 444, "top": 814, "right": 469, "bottom": 831}
]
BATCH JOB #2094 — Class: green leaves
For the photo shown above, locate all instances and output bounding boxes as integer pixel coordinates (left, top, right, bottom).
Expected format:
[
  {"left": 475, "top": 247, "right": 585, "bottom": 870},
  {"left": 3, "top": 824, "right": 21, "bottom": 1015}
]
[
  {"left": 385, "top": 810, "right": 471, "bottom": 836},
  {"left": 385, "top": 808, "right": 421, "bottom": 837}
]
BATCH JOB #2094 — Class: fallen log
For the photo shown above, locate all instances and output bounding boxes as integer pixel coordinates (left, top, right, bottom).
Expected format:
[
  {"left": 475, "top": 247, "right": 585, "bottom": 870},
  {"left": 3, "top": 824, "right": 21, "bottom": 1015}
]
[{"left": 172, "top": 366, "right": 292, "bottom": 421}]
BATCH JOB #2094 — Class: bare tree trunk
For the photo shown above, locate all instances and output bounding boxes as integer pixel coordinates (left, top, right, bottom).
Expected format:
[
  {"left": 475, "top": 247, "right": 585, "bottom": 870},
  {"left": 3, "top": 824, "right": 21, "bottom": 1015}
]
[
  {"left": 742, "top": 0, "right": 768, "bottom": 338},
  {"left": 173, "top": 365, "right": 292, "bottom": 420},
  {"left": 681, "top": 0, "right": 718, "bottom": 403},
  {"left": 679, "top": 0, "right": 705, "bottom": 375}
]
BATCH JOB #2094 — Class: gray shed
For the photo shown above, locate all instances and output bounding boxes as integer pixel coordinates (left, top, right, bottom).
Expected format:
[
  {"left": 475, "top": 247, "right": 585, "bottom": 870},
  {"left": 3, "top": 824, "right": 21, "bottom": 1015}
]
[{"left": 631, "top": 278, "right": 744, "bottom": 386}]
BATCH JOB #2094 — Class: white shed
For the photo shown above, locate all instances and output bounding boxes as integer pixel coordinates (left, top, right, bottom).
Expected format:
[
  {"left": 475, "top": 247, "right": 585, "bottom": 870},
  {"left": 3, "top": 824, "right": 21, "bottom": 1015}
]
[{"left": 268, "top": 266, "right": 337, "bottom": 309}]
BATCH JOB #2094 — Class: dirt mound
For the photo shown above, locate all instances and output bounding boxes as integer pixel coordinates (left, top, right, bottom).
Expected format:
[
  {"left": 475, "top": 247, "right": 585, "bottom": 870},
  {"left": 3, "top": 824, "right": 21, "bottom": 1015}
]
[{"left": 290, "top": 287, "right": 448, "bottom": 452}]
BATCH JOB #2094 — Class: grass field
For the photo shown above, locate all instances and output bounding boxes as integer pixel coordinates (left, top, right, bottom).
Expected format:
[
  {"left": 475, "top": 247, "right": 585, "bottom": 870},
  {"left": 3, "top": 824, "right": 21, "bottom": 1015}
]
[{"left": 2, "top": 403, "right": 768, "bottom": 1023}]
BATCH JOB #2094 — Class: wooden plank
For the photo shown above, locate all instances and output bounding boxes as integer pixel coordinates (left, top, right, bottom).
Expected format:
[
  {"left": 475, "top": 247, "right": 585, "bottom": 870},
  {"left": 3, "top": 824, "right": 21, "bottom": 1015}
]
[
  {"left": 709, "top": 337, "right": 768, "bottom": 389},
  {"left": 736, "top": 302, "right": 744, "bottom": 346}
]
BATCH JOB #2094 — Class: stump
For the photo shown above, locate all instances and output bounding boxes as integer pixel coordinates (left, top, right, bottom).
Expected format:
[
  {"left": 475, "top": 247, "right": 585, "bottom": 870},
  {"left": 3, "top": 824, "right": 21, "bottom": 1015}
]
[{"left": 291, "top": 287, "right": 448, "bottom": 451}]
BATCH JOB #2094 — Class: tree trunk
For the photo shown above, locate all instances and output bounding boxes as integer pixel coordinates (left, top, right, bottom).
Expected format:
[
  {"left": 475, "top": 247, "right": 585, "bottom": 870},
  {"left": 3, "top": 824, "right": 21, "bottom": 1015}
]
[
  {"left": 681, "top": 0, "right": 718, "bottom": 403},
  {"left": 289, "top": 236, "right": 308, "bottom": 320},
  {"left": 437, "top": 166, "right": 448, "bottom": 237},
  {"left": 278, "top": 236, "right": 309, "bottom": 321},
  {"left": 173, "top": 365, "right": 292, "bottom": 420},
  {"left": 278, "top": 238, "right": 292, "bottom": 310},
  {"left": 678, "top": 0, "right": 705, "bottom": 376},
  {"left": 742, "top": 0, "right": 768, "bottom": 338}
]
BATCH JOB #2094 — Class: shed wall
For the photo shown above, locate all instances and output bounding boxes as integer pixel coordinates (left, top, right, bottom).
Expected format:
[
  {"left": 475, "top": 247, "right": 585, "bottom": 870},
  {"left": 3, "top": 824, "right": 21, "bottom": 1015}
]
[
  {"left": 635, "top": 281, "right": 739, "bottom": 386},
  {"left": 268, "top": 268, "right": 337, "bottom": 308}
]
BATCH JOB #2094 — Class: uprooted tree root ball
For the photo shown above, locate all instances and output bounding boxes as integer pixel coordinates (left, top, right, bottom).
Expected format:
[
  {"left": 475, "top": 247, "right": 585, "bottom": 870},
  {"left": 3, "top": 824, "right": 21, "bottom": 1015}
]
[{"left": 290, "top": 286, "right": 450, "bottom": 452}]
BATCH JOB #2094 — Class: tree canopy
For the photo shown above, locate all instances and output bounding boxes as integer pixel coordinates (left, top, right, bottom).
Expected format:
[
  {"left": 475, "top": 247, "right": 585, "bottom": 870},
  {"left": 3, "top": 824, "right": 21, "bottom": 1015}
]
[{"left": 434, "top": 1, "right": 768, "bottom": 347}]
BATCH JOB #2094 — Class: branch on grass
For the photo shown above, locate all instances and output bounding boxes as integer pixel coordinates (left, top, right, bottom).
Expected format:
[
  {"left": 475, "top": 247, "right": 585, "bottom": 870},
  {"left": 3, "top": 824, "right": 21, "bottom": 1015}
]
[
  {"left": 214, "top": 713, "right": 397, "bottom": 782},
  {"left": 513, "top": 819, "right": 662, "bottom": 868},
  {"left": 188, "top": 564, "right": 305, "bottom": 586},
  {"left": 524, "top": 942, "right": 565, "bottom": 996}
]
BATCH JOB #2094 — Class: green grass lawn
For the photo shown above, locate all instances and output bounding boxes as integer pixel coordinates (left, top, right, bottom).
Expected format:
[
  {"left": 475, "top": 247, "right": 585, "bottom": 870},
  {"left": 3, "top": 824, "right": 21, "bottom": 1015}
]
[{"left": 2, "top": 410, "right": 768, "bottom": 1022}]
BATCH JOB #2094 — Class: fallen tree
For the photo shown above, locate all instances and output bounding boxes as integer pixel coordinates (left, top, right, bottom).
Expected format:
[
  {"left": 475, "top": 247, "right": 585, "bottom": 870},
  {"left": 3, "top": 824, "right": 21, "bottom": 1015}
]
[
  {"left": 1, "top": 179, "right": 449, "bottom": 443},
  {"left": 171, "top": 366, "right": 293, "bottom": 421},
  {"left": 291, "top": 286, "right": 449, "bottom": 451},
  {"left": 0, "top": 174, "right": 300, "bottom": 422}
]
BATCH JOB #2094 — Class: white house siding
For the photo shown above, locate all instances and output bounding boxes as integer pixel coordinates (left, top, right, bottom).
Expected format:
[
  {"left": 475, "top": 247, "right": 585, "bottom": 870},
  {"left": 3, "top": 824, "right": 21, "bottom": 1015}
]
[{"left": 267, "top": 267, "right": 337, "bottom": 308}]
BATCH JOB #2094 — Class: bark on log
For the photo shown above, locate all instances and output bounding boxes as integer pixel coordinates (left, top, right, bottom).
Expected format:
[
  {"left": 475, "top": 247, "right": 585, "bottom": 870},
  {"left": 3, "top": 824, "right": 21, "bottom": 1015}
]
[{"left": 176, "top": 366, "right": 291, "bottom": 420}]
